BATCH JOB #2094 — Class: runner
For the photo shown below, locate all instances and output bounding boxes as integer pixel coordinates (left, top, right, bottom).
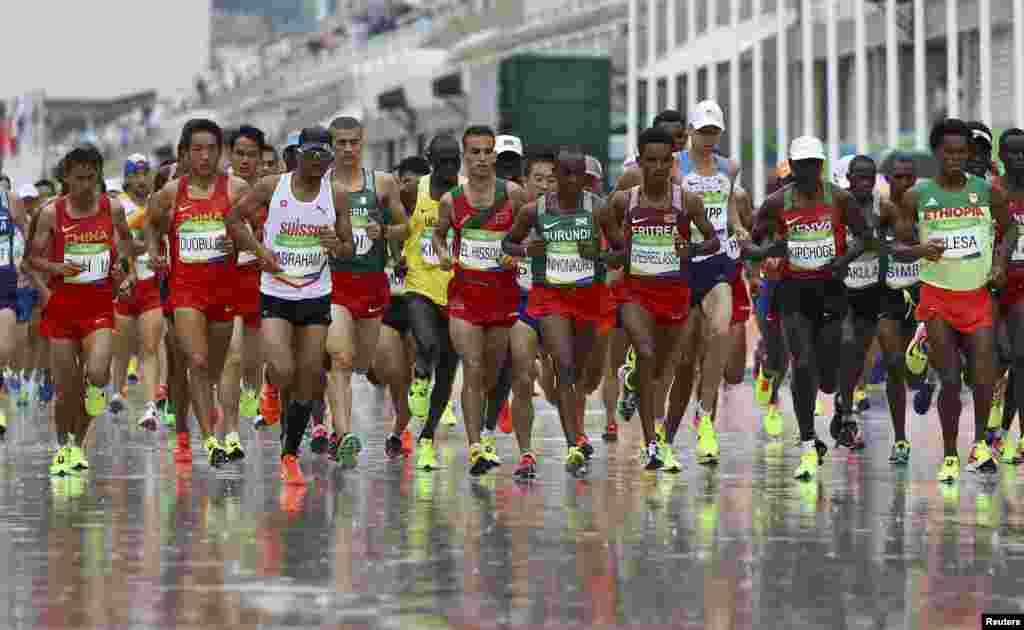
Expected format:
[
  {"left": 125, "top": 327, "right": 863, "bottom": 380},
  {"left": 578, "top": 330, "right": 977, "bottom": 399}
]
[
  {"left": 12, "top": 184, "right": 50, "bottom": 408},
  {"left": 262, "top": 144, "right": 283, "bottom": 176},
  {"left": 324, "top": 116, "right": 409, "bottom": 465},
  {"left": 890, "top": 118, "right": 1012, "bottom": 482},
  {"left": 110, "top": 154, "right": 166, "bottom": 430},
  {"left": 605, "top": 126, "right": 719, "bottom": 471},
  {"left": 0, "top": 181, "right": 29, "bottom": 437},
  {"left": 433, "top": 125, "right": 527, "bottom": 475},
  {"left": 146, "top": 119, "right": 248, "bottom": 468},
  {"left": 29, "top": 145, "right": 135, "bottom": 473},
  {"left": 662, "top": 100, "right": 744, "bottom": 467},
  {"left": 744, "top": 136, "right": 869, "bottom": 481},
  {"left": 504, "top": 147, "right": 610, "bottom": 476},
  {"left": 395, "top": 156, "right": 431, "bottom": 213},
  {"left": 228, "top": 125, "right": 353, "bottom": 481},
  {"left": 399, "top": 135, "right": 463, "bottom": 470}
]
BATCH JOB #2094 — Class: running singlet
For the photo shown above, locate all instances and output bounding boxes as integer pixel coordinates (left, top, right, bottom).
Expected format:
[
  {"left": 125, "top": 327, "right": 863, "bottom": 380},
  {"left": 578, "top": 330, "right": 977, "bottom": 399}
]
[
  {"left": 531, "top": 191, "right": 605, "bottom": 287},
  {"left": 13, "top": 225, "right": 28, "bottom": 289},
  {"left": 625, "top": 184, "right": 688, "bottom": 282},
  {"left": 236, "top": 206, "right": 267, "bottom": 268},
  {"left": 330, "top": 169, "right": 389, "bottom": 274},
  {"left": 0, "top": 192, "right": 16, "bottom": 284},
  {"left": 844, "top": 194, "right": 881, "bottom": 290},
  {"left": 679, "top": 153, "right": 737, "bottom": 261},
  {"left": 885, "top": 234, "right": 920, "bottom": 289},
  {"left": 260, "top": 173, "right": 334, "bottom": 300},
  {"left": 915, "top": 176, "right": 992, "bottom": 291},
  {"left": 778, "top": 183, "right": 846, "bottom": 280},
  {"left": 402, "top": 174, "right": 454, "bottom": 306},
  {"left": 1008, "top": 196, "right": 1024, "bottom": 280},
  {"left": 168, "top": 175, "right": 233, "bottom": 292},
  {"left": 49, "top": 195, "right": 115, "bottom": 292},
  {"left": 450, "top": 179, "right": 517, "bottom": 290},
  {"left": 120, "top": 193, "right": 153, "bottom": 281}
]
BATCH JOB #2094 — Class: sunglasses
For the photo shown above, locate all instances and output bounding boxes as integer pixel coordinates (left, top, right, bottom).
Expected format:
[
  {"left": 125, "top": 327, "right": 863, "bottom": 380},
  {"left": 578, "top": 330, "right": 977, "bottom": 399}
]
[
  {"left": 298, "top": 144, "right": 334, "bottom": 158},
  {"left": 124, "top": 161, "right": 150, "bottom": 176}
]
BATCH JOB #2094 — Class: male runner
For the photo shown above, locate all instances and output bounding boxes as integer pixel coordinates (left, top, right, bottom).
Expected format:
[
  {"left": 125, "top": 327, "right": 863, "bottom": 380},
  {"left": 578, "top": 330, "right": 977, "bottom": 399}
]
[
  {"left": 147, "top": 119, "right": 248, "bottom": 468},
  {"left": 433, "top": 125, "right": 527, "bottom": 476},
  {"left": 996, "top": 129, "right": 1024, "bottom": 462},
  {"left": 228, "top": 126, "right": 354, "bottom": 481},
  {"left": 605, "top": 126, "right": 719, "bottom": 471},
  {"left": 30, "top": 145, "right": 135, "bottom": 474},
  {"left": 110, "top": 154, "right": 165, "bottom": 429},
  {"left": 891, "top": 118, "right": 1012, "bottom": 482},
  {"left": 0, "top": 182, "right": 28, "bottom": 437},
  {"left": 262, "top": 144, "right": 283, "bottom": 176},
  {"left": 395, "top": 156, "right": 431, "bottom": 213},
  {"left": 400, "top": 135, "right": 463, "bottom": 470},
  {"left": 324, "top": 116, "right": 408, "bottom": 463},
  {"left": 504, "top": 147, "right": 613, "bottom": 477},
  {"left": 745, "top": 136, "right": 868, "bottom": 481}
]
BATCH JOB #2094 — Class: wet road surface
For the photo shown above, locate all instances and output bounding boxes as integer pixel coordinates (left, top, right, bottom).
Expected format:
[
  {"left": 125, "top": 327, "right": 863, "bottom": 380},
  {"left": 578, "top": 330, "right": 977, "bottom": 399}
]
[{"left": 2, "top": 379, "right": 1024, "bottom": 629}]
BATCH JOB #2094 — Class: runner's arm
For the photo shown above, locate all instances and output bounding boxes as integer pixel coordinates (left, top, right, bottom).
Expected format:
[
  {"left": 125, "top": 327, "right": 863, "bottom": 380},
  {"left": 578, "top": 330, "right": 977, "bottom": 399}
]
[
  {"left": 991, "top": 185, "right": 1016, "bottom": 269},
  {"left": 683, "top": 192, "right": 719, "bottom": 258},
  {"left": 830, "top": 189, "right": 867, "bottom": 271},
  {"left": 227, "top": 175, "right": 276, "bottom": 259},
  {"left": 595, "top": 195, "right": 627, "bottom": 268},
  {"left": 434, "top": 192, "right": 455, "bottom": 270},
  {"left": 378, "top": 173, "right": 410, "bottom": 243},
  {"left": 890, "top": 189, "right": 939, "bottom": 261},
  {"left": 109, "top": 196, "right": 137, "bottom": 281},
  {"left": 727, "top": 162, "right": 750, "bottom": 239},
  {"left": 612, "top": 168, "right": 642, "bottom": 196},
  {"left": 332, "top": 185, "right": 356, "bottom": 260},
  {"left": 144, "top": 182, "right": 175, "bottom": 267},
  {"left": 27, "top": 204, "right": 62, "bottom": 275},
  {"left": 744, "top": 190, "right": 785, "bottom": 261}
]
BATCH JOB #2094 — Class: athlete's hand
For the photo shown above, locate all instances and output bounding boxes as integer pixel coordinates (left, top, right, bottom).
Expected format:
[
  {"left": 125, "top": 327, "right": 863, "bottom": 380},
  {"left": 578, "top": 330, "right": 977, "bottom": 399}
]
[
  {"left": 524, "top": 235, "right": 546, "bottom": 258},
  {"left": 499, "top": 254, "right": 518, "bottom": 270},
  {"left": 674, "top": 235, "right": 694, "bottom": 260},
  {"left": 216, "top": 235, "right": 235, "bottom": 256},
  {"left": 319, "top": 227, "right": 341, "bottom": 256},
  {"left": 60, "top": 262, "right": 84, "bottom": 278},
  {"left": 257, "top": 247, "right": 283, "bottom": 274},
  {"left": 117, "top": 276, "right": 136, "bottom": 299},
  {"left": 919, "top": 239, "right": 946, "bottom": 261},
  {"left": 577, "top": 239, "right": 600, "bottom": 261},
  {"left": 991, "top": 262, "right": 1008, "bottom": 288},
  {"left": 366, "top": 220, "right": 383, "bottom": 240},
  {"left": 149, "top": 252, "right": 169, "bottom": 273}
]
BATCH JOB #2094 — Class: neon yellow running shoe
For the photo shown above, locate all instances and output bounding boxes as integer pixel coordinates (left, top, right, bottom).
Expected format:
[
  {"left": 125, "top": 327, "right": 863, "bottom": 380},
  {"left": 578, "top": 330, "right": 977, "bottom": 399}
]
[
  {"left": 441, "top": 400, "right": 457, "bottom": 426},
  {"left": 937, "top": 455, "right": 960, "bottom": 484},
  {"left": 754, "top": 368, "right": 773, "bottom": 408},
  {"left": 49, "top": 447, "right": 71, "bottom": 476},
  {"left": 239, "top": 389, "right": 259, "bottom": 418},
  {"left": 793, "top": 449, "right": 817, "bottom": 481},
  {"left": 905, "top": 324, "right": 928, "bottom": 376},
  {"left": 67, "top": 445, "right": 89, "bottom": 471},
  {"left": 655, "top": 422, "right": 667, "bottom": 446},
  {"left": 659, "top": 443, "right": 682, "bottom": 473},
  {"left": 1002, "top": 436, "right": 1018, "bottom": 464},
  {"left": 84, "top": 384, "right": 107, "bottom": 417},
  {"left": 763, "top": 404, "right": 784, "bottom": 438},
  {"left": 696, "top": 415, "right": 719, "bottom": 465},
  {"left": 408, "top": 377, "right": 431, "bottom": 420},
  {"left": 416, "top": 438, "right": 438, "bottom": 470}
]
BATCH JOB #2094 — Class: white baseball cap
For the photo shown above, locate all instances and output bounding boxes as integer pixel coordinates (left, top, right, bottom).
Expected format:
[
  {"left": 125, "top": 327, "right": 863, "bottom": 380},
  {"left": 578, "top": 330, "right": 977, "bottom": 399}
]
[
  {"left": 495, "top": 135, "right": 523, "bottom": 157},
  {"left": 831, "top": 154, "right": 855, "bottom": 189},
  {"left": 16, "top": 184, "right": 38, "bottom": 199},
  {"left": 689, "top": 100, "right": 725, "bottom": 131},
  {"left": 584, "top": 155, "right": 603, "bottom": 179},
  {"left": 790, "top": 136, "right": 827, "bottom": 162}
]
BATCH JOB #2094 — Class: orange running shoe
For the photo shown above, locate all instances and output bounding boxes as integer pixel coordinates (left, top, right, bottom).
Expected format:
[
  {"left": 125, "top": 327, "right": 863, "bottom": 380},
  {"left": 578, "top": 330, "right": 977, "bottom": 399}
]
[
  {"left": 280, "top": 454, "right": 305, "bottom": 486},
  {"left": 259, "top": 383, "right": 281, "bottom": 427},
  {"left": 173, "top": 432, "right": 192, "bottom": 464},
  {"left": 400, "top": 430, "right": 414, "bottom": 456},
  {"left": 498, "top": 400, "right": 513, "bottom": 434}
]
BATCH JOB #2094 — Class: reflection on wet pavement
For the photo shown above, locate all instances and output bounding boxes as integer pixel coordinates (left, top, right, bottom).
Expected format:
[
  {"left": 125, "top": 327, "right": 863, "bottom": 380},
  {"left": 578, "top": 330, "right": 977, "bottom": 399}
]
[{"left": 2, "top": 381, "right": 1024, "bottom": 628}]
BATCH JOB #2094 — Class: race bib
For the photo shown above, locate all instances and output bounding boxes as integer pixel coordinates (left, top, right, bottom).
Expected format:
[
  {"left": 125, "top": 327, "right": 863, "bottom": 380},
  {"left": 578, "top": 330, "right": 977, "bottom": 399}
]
[
  {"left": 787, "top": 227, "right": 836, "bottom": 271},
  {"left": 928, "top": 223, "right": 986, "bottom": 260},
  {"left": 178, "top": 219, "right": 227, "bottom": 264},
  {"left": 420, "top": 229, "right": 454, "bottom": 266},
  {"left": 351, "top": 215, "right": 374, "bottom": 257},
  {"left": 516, "top": 258, "right": 532, "bottom": 291},
  {"left": 630, "top": 231, "right": 680, "bottom": 277},
  {"left": 844, "top": 253, "right": 880, "bottom": 289},
  {"left": 272, "top": 232, "right": 326, "bottom": 288},
  {"left": 458, "top": 228, "right": 505, "bottom": 271},
  {"left": 545, "top": 241, "right": 595, "bottom": 285},
  {"left": 64, "top": 242, "right": 111, "bottom": 284},
  {"left": 886, "top": 259, "right": 920, "bottom": 289}
]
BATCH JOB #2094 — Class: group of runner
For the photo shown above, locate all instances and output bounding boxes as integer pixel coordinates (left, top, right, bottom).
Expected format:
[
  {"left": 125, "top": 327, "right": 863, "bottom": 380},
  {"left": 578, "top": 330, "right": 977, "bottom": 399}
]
[{"left": 5, "top": 99, "right": 1018, "bottom": 486}]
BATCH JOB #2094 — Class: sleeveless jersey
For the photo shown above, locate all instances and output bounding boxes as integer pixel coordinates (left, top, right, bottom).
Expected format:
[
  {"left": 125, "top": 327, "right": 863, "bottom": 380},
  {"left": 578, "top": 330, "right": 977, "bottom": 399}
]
[
  {"left": 120, "top": 192, "right": 154, "bottom": 281},
  {"left": 679, "top": 152, "right": 736, "bottom": 261},
  {"left": 49, "top": 195, "right": 115, "bottom": 293},
  {"left": 168, "top": 175, "right": 233, "bottom": 293},
  {"left": 403, "top": 174, "right": 454, "bottom": 305},
  {"left": 843, "top": 194, "right": 881, "bottom": 290},
  {"left": 531, "top": 191, "right": 605, "bottom": 287},
  {"left": 260, "top": 173, "right": 334, "bottom": 300},
  {"left": 915, "top": 176, "right": 992, "bottom": 291},
  {"left": 330, "top": 169, "right": 390, "bottom": 274},
  {"left": 625, "top": 185, "right": 688, "bottom": 283},
  {"left": 1007, "top": 195, "right": 1024, "bottom": 281},
  {"left": 451, "top": 179, "right": 517, "bottom": 290},
  {"left": 778, "top": 183, "right": 846, "bottom": 280},
  {"left": 0, "top": 192, "right": 16, "bottom": 284}
]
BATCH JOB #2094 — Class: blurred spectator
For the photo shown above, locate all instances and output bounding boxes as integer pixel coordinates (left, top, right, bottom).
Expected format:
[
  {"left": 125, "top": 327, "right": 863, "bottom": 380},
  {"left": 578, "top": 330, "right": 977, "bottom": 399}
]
[
  {"left": 34, "top": 179, "right": 56, "bottom": 200},
  {"left": 0, "top": 175, "right": 11, "bottom": 193}
]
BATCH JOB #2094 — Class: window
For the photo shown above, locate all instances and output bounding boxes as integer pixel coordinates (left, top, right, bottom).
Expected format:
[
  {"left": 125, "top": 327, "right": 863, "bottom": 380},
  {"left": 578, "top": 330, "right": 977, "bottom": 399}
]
[
  {"left": 657, "top": 77, "right": 668, "bottom": 112},
  {"left": 638, "top": 79, "right": 648, "bottom": 133},
  {"left": 676, "top": 74, "right": 688, "bottom": 119}
]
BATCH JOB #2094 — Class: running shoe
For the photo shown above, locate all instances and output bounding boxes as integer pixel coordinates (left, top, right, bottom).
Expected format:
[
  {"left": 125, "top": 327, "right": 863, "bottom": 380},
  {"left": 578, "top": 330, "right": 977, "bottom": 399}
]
[
  {"left": 137, "top": 401, "right": 160, "bottom": 432},
  {"left": 514, "top": 452, "right": 537, "bottom": 480},
  {"left": 763, "top": 404, "right": 784, "bottom": 438},
  {"left": 754, "top": 367, "right": 773, "bottom": 408},
  {"left": 696, "top": 415, "right": 719, "bottom": 465},
  {"left": 660, "top": 443, "right": 682, "bottom": 473},
  {"left": 482, "top": 433, "right": 501, "bottom": 466},
  {"left": 109, "top": 393, "right": 126, "bottom": 415},
  {"left": 174, "top": 433, "right": 192, "bottom": 464},
  {"left": 937, "top": 455, "right": 960, "bottom": 483},
  {"left": 888, "top": 440, "right": 911, "bottom": 465},
  {"left": 853, "top": 387, "right": 870, "bottom": 414},
  {"left": 814, "top": 396, "right": 825, "bottom": 417},
  {"left": 205, "top": 436, "right": 229, "bottom": 468},
  {"left": 912, "top": 382, "right": 936, "bottom": 415},
  {"left": 565, "top": 445, "right": 587, "bottom": 476},
  {"left": 602, "top": 421, "right": 618, "bottom": 442},
  {"left": 905, "top": 324, "right": 929, "bottom": 376},
  {"left": 1001, "top": 435, "right": 1018, "bottom": 464},
  {"left": 224, "top": 433, "right": 245, "bottom": 462},
  {"left": 441, "top": 400, "right": 457, "bottom": 426},
  {"left": 67, "top": 444, "right": 89, "bottom": 471},
  {"left": 127, "top": 357, "right": 138, "bottom": 385},
  {"left": 310, "top": 424, "right": 329, "bottom": 455},
  {"left": 416, "top": 438, "right": 438, "bottom": 470},
  {"left": 49, "top": 447, "right": 70, "bottom": 477},
  {"left": 966, "top": 441, "right": 998, "bottom": 474},
  {"left": 408, "top": 376, "right": 431, "bottom": 420},
  {"left": 280, "top": 454, "right": 305, "bottom": 486},
  {"left": 0, "top": 410, "right": 7, "bottom": 440},
  {"left": 469, "top": 444, "right": 489, "bottom": 476},
  {"left": 576, "top": 434, "right": 595, "bottom": 460},
  {"left": 616, "top": 351, "right": 638, "bottom": 423},
  {"left": 991, "top": 430, "right": 1006, "bottom": 455},
  {"left": 337, "top": 433, "right": 362, "bottom": 469},
  {"left": 84, "top": 384, "right": 107, "bottom": 417},
  {"left": 384, "top": 433, "right": 402, "bottom": 458},
  {"left": 498, "top": 400, "right": 513, "bottom": 433},
  {"left": 38, "top": 379, "right": 54, "bottom": 404},
  {"left": 239, "top": 388, "right": 259, "bottom": 418},
  {"left": 257, "top": 383, "right": 281, "bottom": 427},
  {"left": 400, "top": 430, "right": 414, "bottom": 456},
  {"left": 644, "top": 440, "right": 662, "bottom": 471},
  {"left": 655, "top": 422, "right": 667, "bottom": 446},
  {"left": 793, "top": 446, "right": 818, "bottom": 481}
]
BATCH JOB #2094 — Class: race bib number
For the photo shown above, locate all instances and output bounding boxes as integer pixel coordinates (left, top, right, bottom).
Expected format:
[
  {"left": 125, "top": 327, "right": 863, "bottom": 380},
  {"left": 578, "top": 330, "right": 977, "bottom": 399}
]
[
  {"left": 844, "top": 253, "right": 880, "bottom": 289},
  {"left": 630, "top": 232, "right": 680, "bottom": 277},
  {"left": 886, "top": 259, "right": 920, "bottom": 289},
  {"left": 64, "top": 243, "right": 111, "bottom": 284},
  {"left": 458, "top": 228, "right": 505, "bottom": 271},
  {"left": 545, "top": 241, "right": 595, "bottom": 285},
  {"left": 928, "top": 223, "right": 986, "bottom": 260},
  {"left": 272, "top": 234, "right": 326, "bottom": 288},
  {"left": 178, "top": 220, "right": 227, "bottom": 264},
  {"left": 787, "top": 228, "right": 836, "bottom": 271},
  {"left": 351, "top": 216, "right": 374, "bottom": 257},
  {"left": 420, "top": 229, "right": 454, "bottom": 266}
]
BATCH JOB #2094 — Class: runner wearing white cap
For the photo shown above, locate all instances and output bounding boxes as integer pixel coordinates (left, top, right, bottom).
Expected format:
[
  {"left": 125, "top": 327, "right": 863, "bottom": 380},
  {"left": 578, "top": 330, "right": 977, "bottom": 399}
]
[{"left": 743, "top": 135, "right": 869, "bottom": 481}]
